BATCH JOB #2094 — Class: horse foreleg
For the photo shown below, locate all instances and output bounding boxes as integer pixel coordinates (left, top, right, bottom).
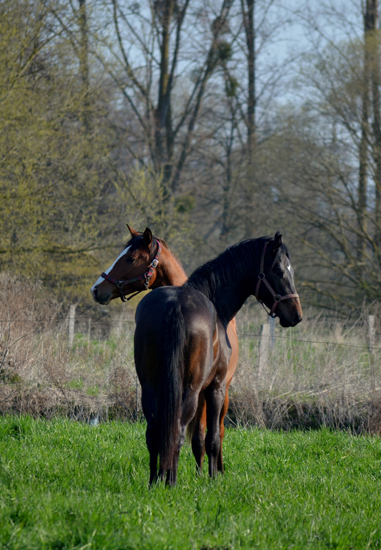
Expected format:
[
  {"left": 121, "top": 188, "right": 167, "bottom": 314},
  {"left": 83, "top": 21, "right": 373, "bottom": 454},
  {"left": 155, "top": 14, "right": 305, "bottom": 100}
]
[
  {"left": 158, "top": 389, "right": 198, "bottom": 487},
  {"left": 205, "top": 381, "right": 226, "bottom": 478},
  {"left": 217, "top": 390, "right": 230, "bottom": 473}
]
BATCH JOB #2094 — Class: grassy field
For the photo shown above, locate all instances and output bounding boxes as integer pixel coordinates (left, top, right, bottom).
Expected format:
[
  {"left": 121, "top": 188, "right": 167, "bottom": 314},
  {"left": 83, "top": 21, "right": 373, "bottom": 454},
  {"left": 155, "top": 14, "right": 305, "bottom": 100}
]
[{"left": 1, "top": 417, "right": 381, "bottom": 549}]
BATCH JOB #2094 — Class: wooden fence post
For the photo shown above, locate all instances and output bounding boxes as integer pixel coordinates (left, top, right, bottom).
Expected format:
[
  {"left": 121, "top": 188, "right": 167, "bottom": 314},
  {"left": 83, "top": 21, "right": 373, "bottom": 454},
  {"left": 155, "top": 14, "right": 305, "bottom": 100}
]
[
  {"left": 111, "top": 309, "right": 125, "bottom": 339},
  {"left": 258, "top": 323, "right": 270, "bottom": 378},
  {"left": 117, "top": 309, "right": 124, "bottom": 338},
  {"left": 87, "top": 317, "right": 91, "bottom": 346},
  {"left": 368, "top": 315, "right": 375, "bottom": 355},
  {"left": 269, "top": 316, "right": 276, "bottom": 350},
  {"left": 68, "top": 305, "right": 76, "bottom": 348},
  {"left": 368, "top": 314, "right": 376, "bottom": 392}
]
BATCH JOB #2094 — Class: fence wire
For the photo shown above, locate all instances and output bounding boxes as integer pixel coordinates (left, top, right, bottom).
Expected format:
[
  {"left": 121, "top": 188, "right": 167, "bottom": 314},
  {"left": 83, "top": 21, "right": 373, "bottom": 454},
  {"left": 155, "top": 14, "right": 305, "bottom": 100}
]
[{"left": 1, "top": 317, "right": 379, "bottom": 350}]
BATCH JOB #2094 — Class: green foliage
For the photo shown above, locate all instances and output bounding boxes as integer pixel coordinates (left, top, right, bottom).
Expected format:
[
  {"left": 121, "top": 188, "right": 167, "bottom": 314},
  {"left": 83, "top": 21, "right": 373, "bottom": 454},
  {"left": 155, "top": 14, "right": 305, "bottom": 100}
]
[
  {"left": 225, "top": 75, "right": 238, "bottom": 98},
  {"left": 1, "top": 417, "right": 381, "bottom": 549},
  {"left": 114, "top": 167, "right": 193, "bottom": 256},
  {"left": 217, "top": 41, "right": 233, "bottom": 62},
  {"left": 0, "top": 0, "right": 116, "bottom": 298},
  {"left": 67, "top": 379, "right": 84, "bottom": 390},
  {"left": 175, "top": 194, "right": 196, "bottom": 214}
]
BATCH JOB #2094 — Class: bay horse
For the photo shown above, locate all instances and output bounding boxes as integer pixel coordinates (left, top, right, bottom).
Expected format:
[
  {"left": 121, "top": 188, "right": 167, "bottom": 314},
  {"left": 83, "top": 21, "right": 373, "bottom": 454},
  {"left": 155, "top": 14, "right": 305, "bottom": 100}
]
[
  {"left": 92, "top": 229, "right": 303, "bottom": 485},
  {"left": 91, "top": 225, "right": 239, "bottom": 474}
]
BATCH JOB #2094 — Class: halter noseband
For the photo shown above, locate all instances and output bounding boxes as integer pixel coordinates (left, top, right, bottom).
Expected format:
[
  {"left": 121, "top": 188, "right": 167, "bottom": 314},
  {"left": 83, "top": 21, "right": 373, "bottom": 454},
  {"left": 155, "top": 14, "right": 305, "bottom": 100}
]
[
  {"left": 100, "top": 241, "right": 162, "bottom": 302},
  {"left": 255, "top": 241, "right": 299, "bottom": 318}
]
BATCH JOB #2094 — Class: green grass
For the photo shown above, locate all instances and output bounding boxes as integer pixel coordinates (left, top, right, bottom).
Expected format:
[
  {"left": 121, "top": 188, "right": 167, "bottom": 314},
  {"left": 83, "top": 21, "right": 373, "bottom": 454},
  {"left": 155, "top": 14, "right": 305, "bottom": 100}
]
[{"left": 0, "top": 417, "right": 381, "bottom": 549}]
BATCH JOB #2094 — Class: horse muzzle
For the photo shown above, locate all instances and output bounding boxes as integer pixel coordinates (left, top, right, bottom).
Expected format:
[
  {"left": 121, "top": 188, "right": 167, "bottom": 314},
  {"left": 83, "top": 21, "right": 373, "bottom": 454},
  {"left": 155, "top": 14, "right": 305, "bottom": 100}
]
[
  {"left": 91, "top": 286, "right": 111, "bottom": 305},
  {"left": 280, "top": 310, "right": 303, "bottom": 328}
]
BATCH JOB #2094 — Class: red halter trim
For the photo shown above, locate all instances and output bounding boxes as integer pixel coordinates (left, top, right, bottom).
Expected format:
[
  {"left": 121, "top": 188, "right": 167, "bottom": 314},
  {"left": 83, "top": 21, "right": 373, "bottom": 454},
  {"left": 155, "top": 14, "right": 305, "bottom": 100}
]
[
  {"left": 255, "top": 241, "right": 299, "bottom": 318},
  {"left": 100, "top": 241, "right": 162, "bottom": 302}
]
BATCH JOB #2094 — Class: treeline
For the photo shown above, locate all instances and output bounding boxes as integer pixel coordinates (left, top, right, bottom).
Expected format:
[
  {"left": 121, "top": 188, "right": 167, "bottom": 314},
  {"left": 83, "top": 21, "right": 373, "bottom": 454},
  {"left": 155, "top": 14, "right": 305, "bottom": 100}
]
[{"left": 1, "top": 0, "right": 381, "bottom": 312}]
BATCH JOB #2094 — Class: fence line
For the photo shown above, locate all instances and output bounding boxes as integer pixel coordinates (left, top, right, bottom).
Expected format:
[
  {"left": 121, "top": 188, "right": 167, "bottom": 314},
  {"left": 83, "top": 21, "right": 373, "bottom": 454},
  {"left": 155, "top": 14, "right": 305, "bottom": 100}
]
[
  {"left": 1, "top": 302, "right": 381, "bottom": 431},
  {"left": 1, "top": 315, "right": 381, "bottom": 350}
]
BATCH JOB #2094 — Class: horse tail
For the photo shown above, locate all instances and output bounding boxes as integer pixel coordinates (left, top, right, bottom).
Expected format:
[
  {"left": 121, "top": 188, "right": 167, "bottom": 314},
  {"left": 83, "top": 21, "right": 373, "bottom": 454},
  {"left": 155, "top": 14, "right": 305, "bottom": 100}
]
[{"left": 157, "top": 302, "right": 186, "bottom": 474}]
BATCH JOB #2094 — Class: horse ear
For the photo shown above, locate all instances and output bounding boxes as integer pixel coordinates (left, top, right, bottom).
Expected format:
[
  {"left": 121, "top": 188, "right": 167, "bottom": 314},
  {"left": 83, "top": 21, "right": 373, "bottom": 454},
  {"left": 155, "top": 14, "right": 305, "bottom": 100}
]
[
  {"left": 273, "top": 231, "right": 283, "bottom": 253},
  {"left": 143, "top": 227, "right": 153, "bottom": 248},
  {"left": 126, "top": 223, "right": 139, "bottom": 238}
]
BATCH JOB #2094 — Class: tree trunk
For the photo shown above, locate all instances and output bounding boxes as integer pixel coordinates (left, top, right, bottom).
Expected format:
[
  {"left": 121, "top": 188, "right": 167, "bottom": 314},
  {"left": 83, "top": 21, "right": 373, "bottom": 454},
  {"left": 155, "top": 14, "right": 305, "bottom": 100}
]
[
  {"left": 369, "top": 0, "right": 381, "bottom": 261},
  {"left": 78, "top": 0, "right": 91, "bottom": 134},
  {"left": 155, "top": 0, "right": 176, "bottom": 196},
  {"left": 242, "top": 0, "right": 256, "bottom": 239},
  {"left": 245, "top": 0, "right": 256, "bottom": 163},
  {"left": 357, "top": 0, "right": 373, "bottom": 261}
]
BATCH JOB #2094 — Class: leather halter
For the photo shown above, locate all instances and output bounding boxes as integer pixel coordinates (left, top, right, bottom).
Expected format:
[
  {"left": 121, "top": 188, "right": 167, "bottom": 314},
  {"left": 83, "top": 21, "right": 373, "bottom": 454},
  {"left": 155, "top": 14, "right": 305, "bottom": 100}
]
[
  {"left": 255, "top": 241, "right": 299, "bottom": 318},
  {"left": 100, "top": 241, "right": 162, "bottom": 302}
]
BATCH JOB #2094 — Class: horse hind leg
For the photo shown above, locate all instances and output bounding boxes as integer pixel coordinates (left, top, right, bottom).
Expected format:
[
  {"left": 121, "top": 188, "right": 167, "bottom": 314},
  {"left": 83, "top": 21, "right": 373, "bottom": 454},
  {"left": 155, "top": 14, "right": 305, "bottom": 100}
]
[
  {"left": 167, "top": 404, "right": 198, "bottom": 486},
  {"left": 146, "top": 423, "right": 159, "bottom": 486},
  {"left": 166, "top": 448, "right": 180, "bottom": 486},
  {"left": 160, "top": 426, "right": 184, "bottom": 486},
  {"left": 217, "top": 390, "right": 230, "bottom": 473},
  {"left": 204, "top": 382, "right": 226, "bottom": 478},
  {"left": 189, "top": 392, "right": 207, "bottom": 473}
]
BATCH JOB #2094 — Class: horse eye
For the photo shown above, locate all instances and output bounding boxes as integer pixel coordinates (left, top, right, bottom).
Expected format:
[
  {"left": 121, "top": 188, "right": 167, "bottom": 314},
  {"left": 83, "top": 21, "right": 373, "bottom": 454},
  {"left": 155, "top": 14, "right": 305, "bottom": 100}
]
[
  {"left": 273, "top": 267, "right": 283, "bottom": 278},
  {"left": 126, "top": 257, "right": 134, "bottom": 263}
]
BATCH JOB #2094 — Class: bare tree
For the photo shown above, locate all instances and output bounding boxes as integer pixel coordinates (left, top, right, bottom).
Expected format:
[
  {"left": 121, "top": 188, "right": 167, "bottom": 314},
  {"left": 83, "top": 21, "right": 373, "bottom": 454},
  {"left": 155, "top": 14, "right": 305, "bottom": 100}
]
[
  {"left": 264, "top": 0, "right": 381, "bottom": 310},
  {"left": 78, "top": 0, "right": 91, "bottom": 133},
  {"left": 98, "top": 0, "right": 235, "bottom": 198},
  {"left": 357, "top": 0, "right": 373, "bottom": 260}
]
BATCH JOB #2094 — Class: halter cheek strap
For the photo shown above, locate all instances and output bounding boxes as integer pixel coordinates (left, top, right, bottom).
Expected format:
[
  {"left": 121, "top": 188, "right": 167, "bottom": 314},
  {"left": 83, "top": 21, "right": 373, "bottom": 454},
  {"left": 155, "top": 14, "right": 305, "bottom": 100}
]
[
  {"left": 255, "top": 241, "right": 299, "bottom": 317},
  {"left": 100, "top": 241, "right": 162, "bottom": 302}
]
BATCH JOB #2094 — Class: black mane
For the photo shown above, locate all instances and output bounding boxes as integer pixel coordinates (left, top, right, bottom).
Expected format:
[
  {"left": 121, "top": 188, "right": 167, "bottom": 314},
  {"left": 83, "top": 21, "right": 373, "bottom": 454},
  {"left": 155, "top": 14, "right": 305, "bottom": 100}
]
[{"left": 184, "top": 236, "right": 271, "bottom": 325}]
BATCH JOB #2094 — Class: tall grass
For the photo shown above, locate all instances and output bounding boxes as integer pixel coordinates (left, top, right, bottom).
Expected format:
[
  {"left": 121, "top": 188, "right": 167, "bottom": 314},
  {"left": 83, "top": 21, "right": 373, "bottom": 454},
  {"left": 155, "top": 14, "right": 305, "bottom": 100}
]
[
  {"left": 0, "top": 274, "right": 138, "bottom": 420},
  {"left": 1, "top": 274, "right": 381, "bottom": 432},
  {"left": 229, "top": 304, "right": 381, "bottom": 433}
]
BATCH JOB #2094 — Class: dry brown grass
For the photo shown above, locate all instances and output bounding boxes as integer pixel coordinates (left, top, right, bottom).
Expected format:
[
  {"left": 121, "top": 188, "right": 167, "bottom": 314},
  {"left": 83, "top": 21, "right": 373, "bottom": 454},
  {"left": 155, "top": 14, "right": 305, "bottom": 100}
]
[
  {"left": 0, "top": 274, "right": 139, "bottom": 420},
  {"left": 228, "top": 304, "right": 381, "bottom": 434},
  {"left": 1, "top": 274, "right": 381, "bottom": 432}
]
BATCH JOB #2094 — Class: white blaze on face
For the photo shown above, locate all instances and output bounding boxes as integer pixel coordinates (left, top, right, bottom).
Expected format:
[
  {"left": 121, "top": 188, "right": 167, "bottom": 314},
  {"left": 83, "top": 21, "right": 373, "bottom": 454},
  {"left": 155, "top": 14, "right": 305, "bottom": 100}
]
[{"left": 91, "top": 246, "right": 131, "bottom": 291}]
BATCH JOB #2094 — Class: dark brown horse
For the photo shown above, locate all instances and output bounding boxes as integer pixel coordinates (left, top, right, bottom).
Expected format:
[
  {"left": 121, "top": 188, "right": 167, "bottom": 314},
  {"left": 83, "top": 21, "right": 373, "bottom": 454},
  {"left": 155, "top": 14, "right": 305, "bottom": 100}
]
[
  {"left": 91, "top": 226, "right": 239, "bottom": 475},
  {"left": 93, "top": 231, "right": 303, "bottom": 485},
  {"left": 137, "top": 232, "right": 302, "bottom": 485}
]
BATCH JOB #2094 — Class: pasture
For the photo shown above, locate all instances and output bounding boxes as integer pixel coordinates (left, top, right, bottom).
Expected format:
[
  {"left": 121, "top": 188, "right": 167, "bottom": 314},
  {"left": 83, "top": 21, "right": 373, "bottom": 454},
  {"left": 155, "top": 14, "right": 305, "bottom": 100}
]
[{"left": 1, "top": 416, "right": 381, "bottom": 549}]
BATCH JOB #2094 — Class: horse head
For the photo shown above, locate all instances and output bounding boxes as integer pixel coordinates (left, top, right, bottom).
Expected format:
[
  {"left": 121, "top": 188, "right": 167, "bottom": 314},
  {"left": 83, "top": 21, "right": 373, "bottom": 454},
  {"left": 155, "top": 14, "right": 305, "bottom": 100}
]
[
  {"left": 255, "top": 231, "right": 303, "bottom": 328},
  {"left": 91, "top": 225, "right": 161, "bottom": 305}
]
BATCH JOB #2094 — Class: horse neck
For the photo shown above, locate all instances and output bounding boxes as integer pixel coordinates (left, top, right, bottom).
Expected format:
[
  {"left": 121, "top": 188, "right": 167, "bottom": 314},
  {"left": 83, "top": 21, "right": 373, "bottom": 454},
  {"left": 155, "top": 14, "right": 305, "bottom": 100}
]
[
  {"left": 187, "top": 239, "right": 263, "bottom": 328},
  {"left": 212, "top": 281, "right": 252, "bottom": 329},
  {"left": 152, "top": 245, "right": 188, "bottom": 287}
]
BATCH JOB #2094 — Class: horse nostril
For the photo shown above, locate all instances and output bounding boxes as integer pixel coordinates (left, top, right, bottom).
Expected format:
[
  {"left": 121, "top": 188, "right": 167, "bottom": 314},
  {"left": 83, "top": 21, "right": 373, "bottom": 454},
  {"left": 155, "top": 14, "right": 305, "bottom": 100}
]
[
  {"left": 92, "top": 287, "right": 98, "bottom": 299},
  {"left": 292, "top": 312, "right": 302, "bottom": 325}
]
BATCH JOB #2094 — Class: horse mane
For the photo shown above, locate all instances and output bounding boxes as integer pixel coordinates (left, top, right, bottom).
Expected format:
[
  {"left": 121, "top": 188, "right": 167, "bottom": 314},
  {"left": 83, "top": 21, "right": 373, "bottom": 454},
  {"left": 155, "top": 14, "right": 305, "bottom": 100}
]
[
  {"left": 156, "top": 237, "right": 177, "bottom": 257},
  {"left": 184, "top": 236, "right": 273, "bottom": 321}
]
